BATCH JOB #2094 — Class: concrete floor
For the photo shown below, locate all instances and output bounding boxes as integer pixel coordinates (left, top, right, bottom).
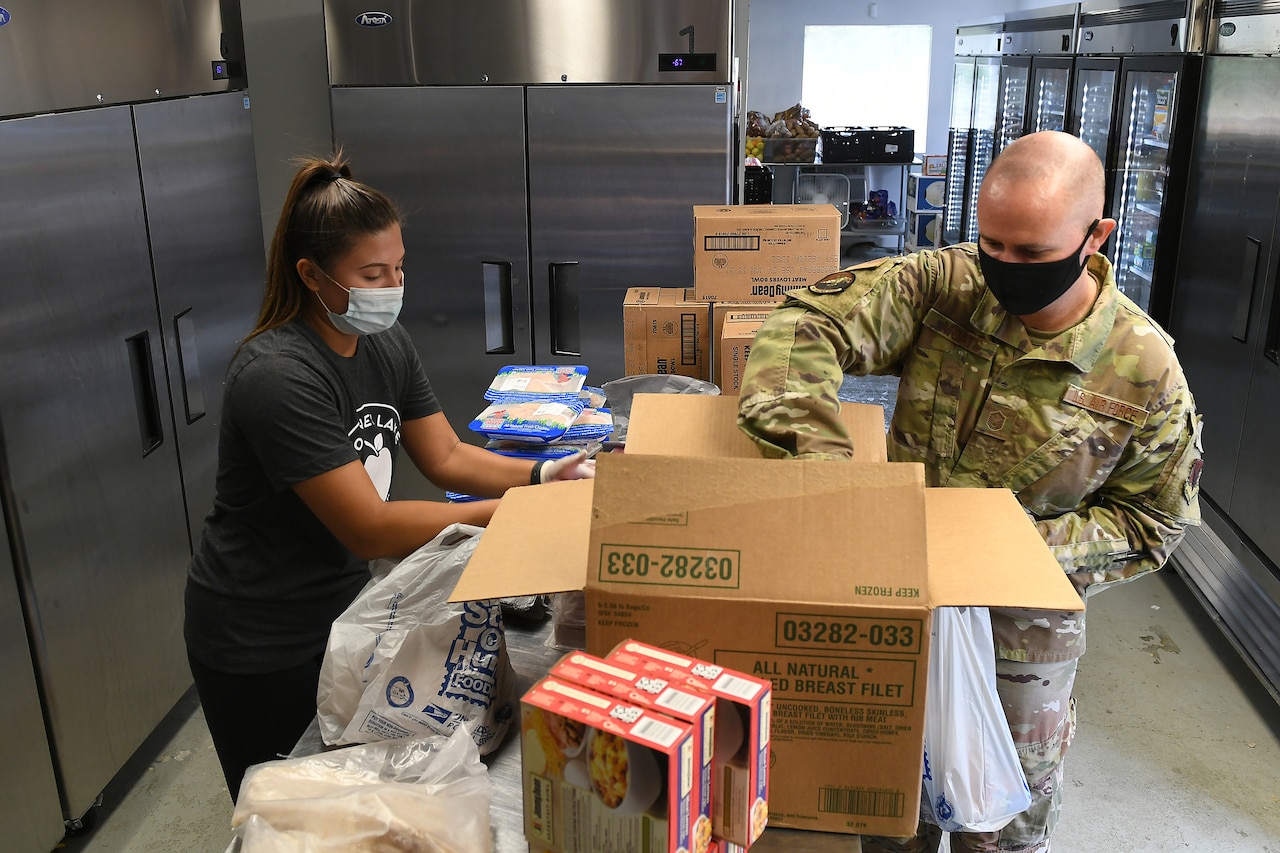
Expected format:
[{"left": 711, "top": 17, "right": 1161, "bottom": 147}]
[{"left": 48, "top": 568, "right": 1280, "bottom": 852}]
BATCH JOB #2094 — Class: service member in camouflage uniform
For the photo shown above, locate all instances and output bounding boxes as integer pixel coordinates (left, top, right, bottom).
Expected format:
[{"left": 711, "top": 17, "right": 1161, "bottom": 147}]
[{"left": 737, "top": 131, "right": 1203, "bottom": 852}]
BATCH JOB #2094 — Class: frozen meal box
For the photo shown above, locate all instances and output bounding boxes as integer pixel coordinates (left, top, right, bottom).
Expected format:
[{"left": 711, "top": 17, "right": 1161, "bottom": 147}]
[
  {"left": 606, "top": 639, "right": 772, "bottom": 849},
  {"left": 521, "top": 676, "right": 697, "bottom": 853},
  {"left": 693, "top": 205, "right": 841, "bottom": 303},
  {"left": 550, "top": 651, "right": 717, "bottom": 853},
  {"left": 623, "top": 287, "right": 711, "bottom": 381},
  {"left": 454, "top": 395, "right": 1083, "bottom": 837}
]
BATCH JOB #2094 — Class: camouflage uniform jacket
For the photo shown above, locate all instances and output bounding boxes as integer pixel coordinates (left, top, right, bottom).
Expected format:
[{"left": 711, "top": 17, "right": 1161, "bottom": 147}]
[{"left": 738, "top": 245, "right": 1203, "bottom": 662}]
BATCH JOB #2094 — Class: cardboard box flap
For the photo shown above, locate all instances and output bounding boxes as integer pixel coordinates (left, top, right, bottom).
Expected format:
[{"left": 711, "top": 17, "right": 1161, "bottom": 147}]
[
  {"left": 625, "top": 394, "right": 888, "bottom": 462},
  {"left": 926, "top": 488, "right": 1083, "bottom": 611},
  {"left": 588, "top": 454, "right": 929, "bottom": 602},
  {"left": 448, "top": 479, "right": 591, "bottom": 602}
]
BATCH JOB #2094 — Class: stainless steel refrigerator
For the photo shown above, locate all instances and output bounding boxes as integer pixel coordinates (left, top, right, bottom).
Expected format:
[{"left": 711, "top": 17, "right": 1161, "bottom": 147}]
[
  {"left": 0, "top": 514, "right": 63, "bottom": 850},
  {"left": 0, "top": 0, "right": 264, "bottom": 834},
  {"left": 322, "top": 0, "right": 740, "bottom": 499},
  {"left": 942, "top": 19, "right": 1001, "bottom": 246},
  {"left": 1167, "top": 4, "right": 1280, "bottom": 701},
  {"left": 1074, "top": 0, "right": 1209, "bottom": 322}
]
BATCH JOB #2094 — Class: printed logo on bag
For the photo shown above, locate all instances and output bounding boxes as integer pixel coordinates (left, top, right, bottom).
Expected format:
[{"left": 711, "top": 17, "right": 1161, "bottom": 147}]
[
  {"left": 350, "top": 402, "right": 401, "bottom": 500},
  {"left": 440, "top": 601, "right": 503, "bottom": 707},
  {"left": 385, "top": 675, "right": 414, "bottom": 708}
]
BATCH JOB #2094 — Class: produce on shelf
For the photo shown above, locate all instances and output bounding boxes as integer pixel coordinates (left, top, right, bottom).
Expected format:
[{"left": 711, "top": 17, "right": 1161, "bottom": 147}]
[{"left": 745, "top": 103, "right": 821, "bottom": 163}]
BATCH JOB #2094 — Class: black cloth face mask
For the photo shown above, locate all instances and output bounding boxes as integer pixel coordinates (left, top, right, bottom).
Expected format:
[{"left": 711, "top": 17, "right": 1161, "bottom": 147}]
[{"left": 977, "top": 219, "right": 1100, "bottom": 316}]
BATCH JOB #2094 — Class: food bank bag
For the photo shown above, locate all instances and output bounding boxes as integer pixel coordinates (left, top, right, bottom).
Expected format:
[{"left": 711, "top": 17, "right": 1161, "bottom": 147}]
[
  {"left": 920, "top": 606, "right": 1032, "bottom": 832},
  {"left": 317, "top": 524, "right": 517, "bottom": 753}
]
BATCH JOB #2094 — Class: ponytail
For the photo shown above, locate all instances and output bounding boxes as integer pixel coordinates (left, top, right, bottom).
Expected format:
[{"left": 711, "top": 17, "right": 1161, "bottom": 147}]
[{"left": 244, "top": 153, "right": 401, "bottom": 345}]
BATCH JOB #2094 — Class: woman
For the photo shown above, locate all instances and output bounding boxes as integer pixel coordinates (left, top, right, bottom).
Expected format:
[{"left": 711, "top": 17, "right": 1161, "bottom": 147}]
[{"left": 184, "top": 155, "right": 593, "bottom": 801}]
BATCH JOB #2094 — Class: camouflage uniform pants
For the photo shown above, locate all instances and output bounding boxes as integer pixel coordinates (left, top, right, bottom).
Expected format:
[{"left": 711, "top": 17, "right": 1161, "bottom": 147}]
[{"left": 862, "top": 658, "right": 1078, "bottom": 853}]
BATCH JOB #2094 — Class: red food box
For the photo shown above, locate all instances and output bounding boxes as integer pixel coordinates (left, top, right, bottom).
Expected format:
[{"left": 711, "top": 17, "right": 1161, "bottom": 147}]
[
  {"left": 606, "top": 639, "right": 772, "bottom": 849},
  {"left": 550, "top": 651, "right": 717, "bottom": 853},
  {"left": 521, "top": 675, "right": 697, "bottom": 853}
]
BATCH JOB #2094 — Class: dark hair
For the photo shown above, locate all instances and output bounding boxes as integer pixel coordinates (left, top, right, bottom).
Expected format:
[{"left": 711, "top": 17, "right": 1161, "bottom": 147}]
[{"left": 245, "top": 153, "right": 401, "bottom": 343}]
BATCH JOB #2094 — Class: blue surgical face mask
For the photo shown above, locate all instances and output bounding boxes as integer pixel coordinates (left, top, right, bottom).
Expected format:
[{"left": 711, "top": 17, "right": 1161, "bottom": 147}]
[{"left": 313, "top": 266, "right": 403, "bottom": 335}]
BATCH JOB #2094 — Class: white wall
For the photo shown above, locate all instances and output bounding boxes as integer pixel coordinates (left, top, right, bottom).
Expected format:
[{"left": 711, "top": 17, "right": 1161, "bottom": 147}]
[{"left": 745, "top": 0, "right": 1031, "bottom": 155}]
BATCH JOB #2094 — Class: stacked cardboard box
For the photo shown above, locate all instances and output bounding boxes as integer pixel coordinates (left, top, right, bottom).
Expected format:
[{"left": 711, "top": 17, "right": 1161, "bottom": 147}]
[
  {"left": 718, "top": 311, "right": 771, "bottom": 394},
  {"left": 623, "top": 287, "right": 711, "bottom": 381},
  {"left": 905, "top": 173, "right": 944, "bottom": 253},
  {"left": 619, "top": 205, "right": 842, "bottom": 393}
]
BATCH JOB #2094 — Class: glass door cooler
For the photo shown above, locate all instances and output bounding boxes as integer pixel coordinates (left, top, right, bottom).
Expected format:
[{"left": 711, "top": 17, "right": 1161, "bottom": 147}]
[
  {"left": 1076, "top": 0, "right": 1209, "bottom": 323},
  {"left": 995, "top": 56, "right": 1032, "bottom": 154},
  {"left": 941, "top": 57, "right": 976, "bottom": 246},
  {"left": 1028, "top": 58, "right": 1074, "bottom": 133},
  {"left": 1109, "top": 57, "right": 1200, "bottom": 317},
  {"left": 943, "top": 19, "right": 1002, "bottom": 246},
  {"left": 962, "top": 56, "right": 1001, "bottom": 243},
  {"left": 1070, "top": 58, "right": 1121, "bottom": 168}
]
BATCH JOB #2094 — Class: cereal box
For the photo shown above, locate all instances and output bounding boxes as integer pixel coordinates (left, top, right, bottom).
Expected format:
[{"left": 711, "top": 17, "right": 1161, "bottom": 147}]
[
  {"left": 550, "top": 652, "right": 717, "bottom": 853},
  {"left": 521, "top": 676, "right": 697, "bottom": 853},
  {"left": 605, "top": 640, "right": 772, "bottom": 849}
]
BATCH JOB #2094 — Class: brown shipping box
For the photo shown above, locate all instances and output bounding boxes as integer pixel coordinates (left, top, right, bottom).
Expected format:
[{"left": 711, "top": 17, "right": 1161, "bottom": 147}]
[
  {"left": 718, "top": 311, "right": 769, "bottom": 394},
  {"left": 452, "top": 394, "right": 1083, "bottom": 837},
  {"left": 623, "top": 287, "right": 711, "bottom": 380},
  {"left": 694, "top": 205, "right": 841, "bottom": 303}
]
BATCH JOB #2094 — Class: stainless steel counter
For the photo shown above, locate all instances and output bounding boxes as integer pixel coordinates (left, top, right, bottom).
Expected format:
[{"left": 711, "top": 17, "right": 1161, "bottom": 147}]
[{"left": 291, "top": 618, "right": 862, "bottom": 852}]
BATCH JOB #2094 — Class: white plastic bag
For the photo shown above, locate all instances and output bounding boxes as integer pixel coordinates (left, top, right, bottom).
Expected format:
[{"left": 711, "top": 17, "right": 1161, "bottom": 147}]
[
  {"left": 231, "top": 728, "right": 491, "bottom": 852},
  {"left": 317, "top": 524, "right": 517, "bottom": 753},
  {"left": 920, "top": 606, "right": 1032, "bottom": 833}
]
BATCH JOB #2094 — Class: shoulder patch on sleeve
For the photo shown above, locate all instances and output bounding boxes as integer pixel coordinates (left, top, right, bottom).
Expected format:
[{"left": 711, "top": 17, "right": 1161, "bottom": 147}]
[{"left": 809, "top": 270, "right": 855, "bottom": 294}]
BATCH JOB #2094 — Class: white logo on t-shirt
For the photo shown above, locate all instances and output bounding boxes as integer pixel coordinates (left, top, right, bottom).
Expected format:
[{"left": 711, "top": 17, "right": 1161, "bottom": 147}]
[{"left": 349, "top": 402, "right": 401, "bottom": 500}]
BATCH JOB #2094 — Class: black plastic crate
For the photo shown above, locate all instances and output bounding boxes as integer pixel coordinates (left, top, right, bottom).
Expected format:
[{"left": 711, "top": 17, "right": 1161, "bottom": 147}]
[
  {"left": 820, "top": 126, "right": 915, "bottom": 164},
  {"left": 744, "top": 164, "right": 773, "bottom": 204}
]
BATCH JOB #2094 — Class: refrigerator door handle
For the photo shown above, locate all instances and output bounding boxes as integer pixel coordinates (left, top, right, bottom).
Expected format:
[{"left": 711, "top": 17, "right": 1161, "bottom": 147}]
[
  {"left": 1233, "top": 237, "right": 1262, "bottom": 343},
  {"left": 173, "top": 308, "right": 206, "bottom": 424},
  {"left": 482, "top": 261, "right": 515, "bottom": 355},
  {"left": 1265, "top": 251, "right": 1280, "bottom": 366},
  {"left": 125, "top": 331, "right": 165, "bottom": 457},
  {"left": 548, "top": 261, "right": 581, "bottom": 357}
]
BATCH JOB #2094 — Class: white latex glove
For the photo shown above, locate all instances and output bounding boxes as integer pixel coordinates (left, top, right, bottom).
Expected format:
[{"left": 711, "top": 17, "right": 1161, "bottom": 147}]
[{"left": 539, "top": 450, "right": 596, "bottom": 483}]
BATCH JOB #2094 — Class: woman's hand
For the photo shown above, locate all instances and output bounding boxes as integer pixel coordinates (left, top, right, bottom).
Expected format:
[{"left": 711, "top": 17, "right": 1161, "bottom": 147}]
[{"left": 539, "top": 450, "right": 596, "bottom": 483}]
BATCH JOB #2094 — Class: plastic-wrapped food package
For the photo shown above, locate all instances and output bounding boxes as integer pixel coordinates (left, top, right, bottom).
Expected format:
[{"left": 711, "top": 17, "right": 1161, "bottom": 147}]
[
  {"left": 546, "top": 591, "right": 587, "bottom": 651},
  {"left": 230, "top": 729, "right": 491, "bottom": 852},
  {"left": 562, "top": 407, "right": 613, "bottom": 442},
  {"left": 601, "top": 374, "right": 720, "bottom": 442},
  {"left": 484, "top": 365, "right": 588, "bottom": 403},
  {"left": 469, "top": 399, "right": 585, "bottom": 444}
]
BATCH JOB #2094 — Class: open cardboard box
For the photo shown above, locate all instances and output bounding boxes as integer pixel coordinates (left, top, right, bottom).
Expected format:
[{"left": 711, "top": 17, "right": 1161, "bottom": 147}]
[{"left": 453, "top": 394, "right": 1083, "bottom": 836}]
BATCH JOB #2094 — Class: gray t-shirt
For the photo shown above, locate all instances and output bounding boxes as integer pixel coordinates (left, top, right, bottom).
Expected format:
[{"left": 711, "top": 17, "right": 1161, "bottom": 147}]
[{"left": 185, "top": 319, "right": 440, "bottom": 673}]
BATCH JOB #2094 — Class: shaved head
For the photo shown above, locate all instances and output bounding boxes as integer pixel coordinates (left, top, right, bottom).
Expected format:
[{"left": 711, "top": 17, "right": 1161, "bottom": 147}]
[{"left": 981, "top": 131, "right": 1105, "bottom": 225}]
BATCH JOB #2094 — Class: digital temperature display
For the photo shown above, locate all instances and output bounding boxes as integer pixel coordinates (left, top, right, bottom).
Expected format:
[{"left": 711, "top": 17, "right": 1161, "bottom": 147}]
[{"left": 658, "top": 53, "right": 717, "bottom": 73}]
